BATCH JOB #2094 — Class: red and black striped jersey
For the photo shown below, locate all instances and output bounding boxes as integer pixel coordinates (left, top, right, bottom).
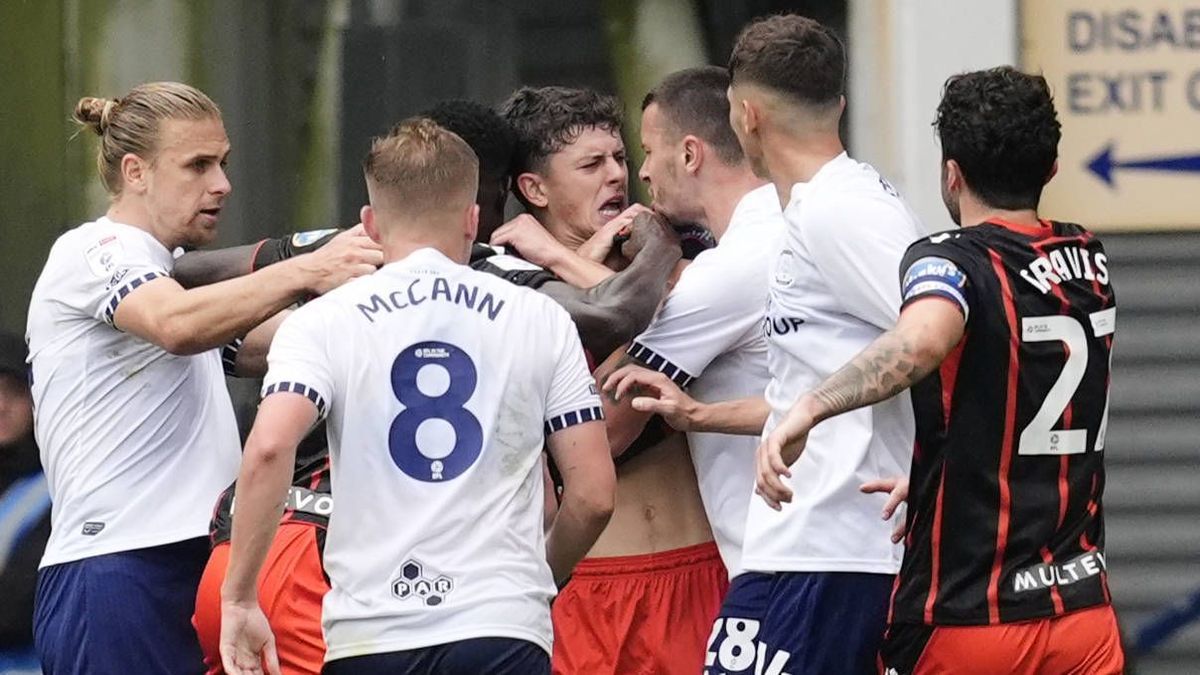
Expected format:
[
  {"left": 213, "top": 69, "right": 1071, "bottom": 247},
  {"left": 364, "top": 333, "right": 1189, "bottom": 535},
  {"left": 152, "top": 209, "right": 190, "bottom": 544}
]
[
  {"left": 893, "top": 218, "right": 1115, "bottom": 626},
  {"left": 209, "top": 423, "right": 332, "bottom": 552}
]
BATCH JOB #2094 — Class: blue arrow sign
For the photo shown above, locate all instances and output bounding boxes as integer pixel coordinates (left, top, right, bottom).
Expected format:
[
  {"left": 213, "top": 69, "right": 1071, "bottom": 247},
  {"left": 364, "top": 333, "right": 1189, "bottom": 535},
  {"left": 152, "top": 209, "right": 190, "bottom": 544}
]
[{"left": 1086, "top": 142, "right": 1200, "bottom": 188}]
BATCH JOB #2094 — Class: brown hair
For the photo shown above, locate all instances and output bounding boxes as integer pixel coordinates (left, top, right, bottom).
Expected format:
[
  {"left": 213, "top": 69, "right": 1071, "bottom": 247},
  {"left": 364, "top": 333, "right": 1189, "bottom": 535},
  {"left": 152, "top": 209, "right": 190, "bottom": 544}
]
[
  {"left": 73, "top": 82, "right": 221, "bottom": 195},
  {"left": 363, "top": 117, "right": 479, "bottom": 218},
  {"left": 729, "top": 14, "right": 845, "bottom": 108},
  {"left": 642, "top": 66, "right": 744, "bottom": 165}
]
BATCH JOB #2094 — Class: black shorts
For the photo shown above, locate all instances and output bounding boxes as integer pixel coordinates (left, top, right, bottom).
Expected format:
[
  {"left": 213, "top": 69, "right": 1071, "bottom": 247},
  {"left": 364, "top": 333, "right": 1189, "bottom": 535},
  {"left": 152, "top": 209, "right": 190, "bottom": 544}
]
[{"left": 322, "top": 637, "right": 549, "bottom": 675}]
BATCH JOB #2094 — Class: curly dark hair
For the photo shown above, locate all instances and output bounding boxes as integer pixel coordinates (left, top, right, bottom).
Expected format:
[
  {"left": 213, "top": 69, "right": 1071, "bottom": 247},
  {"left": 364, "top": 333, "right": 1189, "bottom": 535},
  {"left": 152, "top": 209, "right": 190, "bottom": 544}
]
[
  {"left": 728, "top": 14, "right": 845, "bottom": 107},
  {"left": 643, "top": 66, "right": 743, "bottom": 165},
  {"left": 934, "top": 66, "right": 1062, "bottom": 211},
  {"left": 416, "top": 99, "right": 516, "bottom": 180},
  {"left": 499, "top": 86, "right": 624, "bottom": 175}
]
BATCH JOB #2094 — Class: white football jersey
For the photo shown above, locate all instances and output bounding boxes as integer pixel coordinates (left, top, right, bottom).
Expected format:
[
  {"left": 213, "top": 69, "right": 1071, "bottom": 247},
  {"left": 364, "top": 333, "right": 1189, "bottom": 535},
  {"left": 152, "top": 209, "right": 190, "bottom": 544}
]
[
  {"left": 629, "top": 184, "right": 781, "bottom": 577},
  {"left": 743, "top": 153, "right": 923, "bottom": 575},
  {"left": 26, "top": 217, "right": 241, "bottom": 567},
  {"left": 262, "top": 248, "right": 601, "bottom": 660}
]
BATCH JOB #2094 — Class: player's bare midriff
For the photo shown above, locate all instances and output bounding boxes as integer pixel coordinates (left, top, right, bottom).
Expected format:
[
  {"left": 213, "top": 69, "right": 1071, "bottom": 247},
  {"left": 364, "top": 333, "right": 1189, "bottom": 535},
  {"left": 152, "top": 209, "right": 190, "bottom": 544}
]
[{"left": 586, "top": 432, "right": 713, "bottom": 557}]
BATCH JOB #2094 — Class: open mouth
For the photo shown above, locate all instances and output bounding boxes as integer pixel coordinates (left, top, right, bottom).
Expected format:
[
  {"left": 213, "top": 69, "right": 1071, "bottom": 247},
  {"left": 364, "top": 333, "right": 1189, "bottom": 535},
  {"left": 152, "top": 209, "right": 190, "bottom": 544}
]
[
  {"left": 198, "top": 207, "right": 222, "bottom": 220},
  {"left": 598, "top": 195, "right": 626, "bottom": 220}
]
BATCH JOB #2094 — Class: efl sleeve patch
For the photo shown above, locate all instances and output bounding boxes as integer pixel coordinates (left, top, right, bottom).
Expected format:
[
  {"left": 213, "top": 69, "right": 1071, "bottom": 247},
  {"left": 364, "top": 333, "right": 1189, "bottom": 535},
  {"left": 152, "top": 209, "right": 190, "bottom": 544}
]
[{"left": 901, "top": 256, "right": 970, "bottom": 319}]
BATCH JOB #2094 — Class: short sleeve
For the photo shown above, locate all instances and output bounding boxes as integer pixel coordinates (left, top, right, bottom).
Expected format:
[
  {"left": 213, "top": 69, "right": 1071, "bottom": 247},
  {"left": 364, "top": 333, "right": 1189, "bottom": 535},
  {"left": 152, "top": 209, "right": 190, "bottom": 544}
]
[
  {"left": 77, "top": 230, "right": 172, "bottom": 326},
  {"left": 898, "top": 232, "right": 977, "bottom": 320},
  {"left": 261, "top": 306, "right": 334, "bottom": 420},
  {"left": 628, "top": 253, "right": 761, "bottom": 387},
  {"left": 801, "top": 196, "right": 921, "bottom": 330},
  {"left": 543, "top": 303, "right": 604, "bottom": 436}
]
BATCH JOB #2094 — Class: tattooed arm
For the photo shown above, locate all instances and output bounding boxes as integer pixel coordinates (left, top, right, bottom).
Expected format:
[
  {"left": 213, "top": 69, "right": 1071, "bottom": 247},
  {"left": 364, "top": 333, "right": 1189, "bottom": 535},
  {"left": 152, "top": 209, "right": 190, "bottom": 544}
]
[{"left": 755, "top": 297, "right": 965, "bottom": 509}]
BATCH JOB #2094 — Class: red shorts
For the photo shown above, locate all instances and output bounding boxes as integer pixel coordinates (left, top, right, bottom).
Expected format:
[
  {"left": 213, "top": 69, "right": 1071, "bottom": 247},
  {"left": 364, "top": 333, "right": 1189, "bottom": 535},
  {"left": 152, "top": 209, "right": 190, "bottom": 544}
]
[
  {"left": 552, "top": 541, "right": 728, "bottom": 675},
  {"left": 193, "top": 521, "right": 329, "bottom": 675},
  {"left": 881, "top": 603, "right": 1125, "bottom": 674}
]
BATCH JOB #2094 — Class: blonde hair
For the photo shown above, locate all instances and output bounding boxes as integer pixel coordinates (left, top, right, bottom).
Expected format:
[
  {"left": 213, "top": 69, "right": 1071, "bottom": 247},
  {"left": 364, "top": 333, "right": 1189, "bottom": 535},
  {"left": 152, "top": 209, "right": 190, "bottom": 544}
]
[
  {"left": 363, "top": 117, "right": 479, "bottom": 219},
  {"left": 73, "top": 82, "right": 221, "bottom": 195}
]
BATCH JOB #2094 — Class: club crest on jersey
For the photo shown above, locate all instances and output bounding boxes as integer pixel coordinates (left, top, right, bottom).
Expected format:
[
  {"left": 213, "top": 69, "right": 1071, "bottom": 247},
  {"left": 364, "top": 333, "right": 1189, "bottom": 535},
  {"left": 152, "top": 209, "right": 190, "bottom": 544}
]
[
  {"left": 290, "top": 228, "right": 338, "bottom": 247},
  {"left": 390, "top": 559, "right": 455, "bottom": 607},
  {"left": 774, "top": 250, "right": 796, "bottom": 287}
]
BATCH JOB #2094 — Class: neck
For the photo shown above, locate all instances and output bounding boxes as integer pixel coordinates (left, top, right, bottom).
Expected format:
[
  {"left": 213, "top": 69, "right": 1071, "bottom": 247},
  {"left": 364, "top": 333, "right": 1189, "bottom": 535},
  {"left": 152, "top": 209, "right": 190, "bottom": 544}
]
[
  {"left": 107, "top": 197, "right": 175, "bottom": 248},
  {"left": 378, "top": 218, "right": 469, "bottom": 265},
  {"left": 700, "top": 168, "right": 769, "bottom": 241},
  {"left": 759, "top": 127, "right": 844, "bottom": 209},
  {"left": 537, "top": 208, "right": 588, "bottom": 250},
  {"left": 958, "top": 193, "right": 1041, "bottom": 229}
]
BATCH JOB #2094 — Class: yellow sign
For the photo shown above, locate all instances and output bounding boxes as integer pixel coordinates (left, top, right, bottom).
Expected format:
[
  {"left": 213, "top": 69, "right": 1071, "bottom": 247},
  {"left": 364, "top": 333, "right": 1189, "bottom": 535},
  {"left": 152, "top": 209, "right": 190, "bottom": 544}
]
[{"left": 1022, "top": 1, "right": 1200, "bottom": 230}]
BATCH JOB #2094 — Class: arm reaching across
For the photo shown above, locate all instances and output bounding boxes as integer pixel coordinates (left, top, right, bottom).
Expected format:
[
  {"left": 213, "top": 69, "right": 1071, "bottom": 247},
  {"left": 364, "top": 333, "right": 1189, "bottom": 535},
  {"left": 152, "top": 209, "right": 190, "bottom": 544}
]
[
  {"left": 756, "top": 297, "right": 965, "bottom": 509},
  {"left": 536, "top": 211, "right": 681, "bottom": 357},
  {"left": 174, "top": 227, "right": 349, "bottom": 288},
  {"left": 115, "top": 227, "right": 381, "bottom": 355}
]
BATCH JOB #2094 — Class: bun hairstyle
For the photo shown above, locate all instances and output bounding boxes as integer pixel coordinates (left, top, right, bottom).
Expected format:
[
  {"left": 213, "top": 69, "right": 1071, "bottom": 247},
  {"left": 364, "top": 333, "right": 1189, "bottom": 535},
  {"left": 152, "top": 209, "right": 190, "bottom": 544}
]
[
  {"left": 72, "top": 82, "right": 221, "bottom": 195},
  {"left": 73, "top": 97, "right": 120, "bottom": 135}
]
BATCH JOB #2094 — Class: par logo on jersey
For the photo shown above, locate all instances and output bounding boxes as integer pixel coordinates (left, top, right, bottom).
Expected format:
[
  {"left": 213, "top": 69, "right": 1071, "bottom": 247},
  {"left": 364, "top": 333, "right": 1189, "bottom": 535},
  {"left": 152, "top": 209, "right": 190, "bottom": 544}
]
[{"left": 390, "top": 559, "right": 455, "bottom": 607}]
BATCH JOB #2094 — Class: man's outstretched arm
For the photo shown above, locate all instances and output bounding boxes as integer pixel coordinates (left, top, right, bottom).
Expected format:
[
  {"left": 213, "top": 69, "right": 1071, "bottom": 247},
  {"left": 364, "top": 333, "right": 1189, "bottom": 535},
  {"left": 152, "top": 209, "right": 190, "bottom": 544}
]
[
  {"left": 175, "top": 228, "right": 345, "bottom": 288},
  {"left": 538, "top": 212, "right": 681, "bottom": 358},
  {"left": 756, "top": 297, "right": 965, "bottom": 509}
]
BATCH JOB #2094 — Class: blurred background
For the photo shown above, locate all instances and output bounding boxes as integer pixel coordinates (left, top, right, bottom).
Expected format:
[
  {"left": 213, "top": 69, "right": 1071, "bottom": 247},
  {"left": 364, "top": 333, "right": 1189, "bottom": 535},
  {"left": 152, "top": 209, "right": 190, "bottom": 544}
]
[{"left": 0, "top": 0, "right": 1197, "bottom": 672}]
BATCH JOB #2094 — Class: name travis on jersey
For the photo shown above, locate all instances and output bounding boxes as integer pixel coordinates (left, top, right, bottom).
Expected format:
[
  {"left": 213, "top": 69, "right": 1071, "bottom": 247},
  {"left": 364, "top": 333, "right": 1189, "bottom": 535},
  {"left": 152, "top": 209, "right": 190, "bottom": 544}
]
[
  {"left": 356, "top": 275, "right": 507, "bottom": 323},
  {"left": 1020, "top": 245, "right": 1109, "bottom": 295}
]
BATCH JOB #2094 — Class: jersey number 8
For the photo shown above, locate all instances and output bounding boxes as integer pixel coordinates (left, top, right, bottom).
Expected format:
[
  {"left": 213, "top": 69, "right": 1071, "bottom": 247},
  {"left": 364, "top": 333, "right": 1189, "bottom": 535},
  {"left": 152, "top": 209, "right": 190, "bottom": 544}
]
[{"left": 389, "top": 341, "right": 483, "bottom": 481}]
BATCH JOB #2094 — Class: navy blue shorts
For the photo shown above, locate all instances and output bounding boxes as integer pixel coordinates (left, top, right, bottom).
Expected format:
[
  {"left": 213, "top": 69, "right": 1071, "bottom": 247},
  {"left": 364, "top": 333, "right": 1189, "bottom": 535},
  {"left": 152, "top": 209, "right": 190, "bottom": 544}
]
[
  {"left": 322, "top": 637, "right": 549, "bottom": 675},
  {"left": 34, "top": 537, "right": 209, "bottom": 675},
  {"left": 705, "top": 571, "right": 894, "bottom": 675}
]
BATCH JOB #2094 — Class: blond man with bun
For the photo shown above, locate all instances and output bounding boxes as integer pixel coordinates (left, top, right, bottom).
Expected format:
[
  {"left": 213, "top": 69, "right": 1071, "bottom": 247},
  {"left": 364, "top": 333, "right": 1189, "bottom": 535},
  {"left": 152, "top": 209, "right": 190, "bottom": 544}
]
[{"left": 27, "top": 82, "right": 381, "bottom": 674}]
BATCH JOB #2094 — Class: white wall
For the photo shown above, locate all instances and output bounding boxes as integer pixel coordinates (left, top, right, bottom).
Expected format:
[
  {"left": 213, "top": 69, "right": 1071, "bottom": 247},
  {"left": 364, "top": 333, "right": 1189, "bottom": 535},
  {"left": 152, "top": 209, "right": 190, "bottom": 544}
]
[{"left": 848, "top": 0, "right": 1019, "bottom": 232}]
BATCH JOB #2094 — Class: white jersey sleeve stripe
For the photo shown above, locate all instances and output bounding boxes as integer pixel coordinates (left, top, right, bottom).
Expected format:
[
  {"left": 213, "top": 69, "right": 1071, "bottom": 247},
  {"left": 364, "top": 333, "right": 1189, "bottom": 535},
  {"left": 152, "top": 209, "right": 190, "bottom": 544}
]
[
  {"left": 628, "top": 342, "right": 696, "bottom": 388},
  {"left": 262, "top": 381, "right": 328, "bottom": 418},
  {"left": 544, "top": 405, "right": 604, "bottom": 436},
  {"left": 102, "top": 271, "right": 168, "bottom": 325}
]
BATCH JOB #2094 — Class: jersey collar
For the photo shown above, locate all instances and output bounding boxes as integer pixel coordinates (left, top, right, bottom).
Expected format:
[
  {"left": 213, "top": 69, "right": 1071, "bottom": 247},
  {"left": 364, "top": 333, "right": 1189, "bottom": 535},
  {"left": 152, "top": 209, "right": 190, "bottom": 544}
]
[
  {"left": 787, "top": 151, "right": 851, "bottom": 208},
  {"left": 985, "top": 217, "right": 1053, "bottom": 237}
]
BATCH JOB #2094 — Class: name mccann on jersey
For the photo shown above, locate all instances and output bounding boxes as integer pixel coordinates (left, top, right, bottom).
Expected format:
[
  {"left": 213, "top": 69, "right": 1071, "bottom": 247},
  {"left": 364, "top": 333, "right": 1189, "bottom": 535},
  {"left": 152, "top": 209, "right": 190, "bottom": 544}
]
[
  {"left": 1020, "top": 245, "right": 1109, "bottom": 295},
  {"left": 356, "top": 276, "right": 506, "bottom": 323}
]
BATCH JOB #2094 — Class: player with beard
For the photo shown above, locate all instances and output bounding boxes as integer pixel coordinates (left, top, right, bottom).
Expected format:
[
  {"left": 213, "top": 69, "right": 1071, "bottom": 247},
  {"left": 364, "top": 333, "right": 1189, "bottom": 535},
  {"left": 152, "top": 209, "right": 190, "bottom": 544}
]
[
  {"left": 500, "top": 85, "right": 721, "bottom": 675},
  {"left": 589, "top": 66, "right": 783, "bottom": 674},
  {"left": 757, "top": 66, "right": 1124, "bottom": 675},
  {"left": 27, "top": 82, "right": 380, "bottom": 675}
]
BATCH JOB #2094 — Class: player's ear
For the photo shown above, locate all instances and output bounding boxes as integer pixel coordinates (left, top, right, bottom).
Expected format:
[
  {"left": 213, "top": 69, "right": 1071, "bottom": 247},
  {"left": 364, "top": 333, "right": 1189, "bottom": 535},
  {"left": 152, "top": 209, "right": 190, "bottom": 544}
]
[
  {"left": 361, "top": 205, "right": 382, "bottom": 244},
  {"left": 466, "top": 203, "right": 480, "bottom": 243},
  {"left": 741, "top": 99, "right": 759, "bottom": 135},
  {"left": 1045, "top": 160, "right": 1058, "bottom": 184},
  {"left": 944, "top": 159, "right": 964, "bottom": 192},
  {"left": 120, "top": 153, "right": 148, "bottom": 194},
  {"left": 515, "top": 172, "right": 549, "bottom": 209},
  {"left": 682, "top": 136, "right": 703, "bottom": 175}
]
